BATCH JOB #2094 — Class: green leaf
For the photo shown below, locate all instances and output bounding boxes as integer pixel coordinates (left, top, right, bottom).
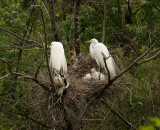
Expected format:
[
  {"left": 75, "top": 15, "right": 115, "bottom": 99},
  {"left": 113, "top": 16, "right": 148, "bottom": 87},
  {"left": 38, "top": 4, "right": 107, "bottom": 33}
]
[
  {"left": 139, "top": 125, "right": 155, "bottom": 130},
  {"left": 150, "top": 117, "right": 160, "bottom": 127}
]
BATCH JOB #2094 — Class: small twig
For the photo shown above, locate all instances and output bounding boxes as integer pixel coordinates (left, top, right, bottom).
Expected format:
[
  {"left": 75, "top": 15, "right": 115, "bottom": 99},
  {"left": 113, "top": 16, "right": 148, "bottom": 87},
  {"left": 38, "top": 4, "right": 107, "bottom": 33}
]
[
  {"left": 35, "top": 60, "right": 44, "bottom": 80},
  {"left": 0, "top": 58, "right": 12, "bottom": 73}
]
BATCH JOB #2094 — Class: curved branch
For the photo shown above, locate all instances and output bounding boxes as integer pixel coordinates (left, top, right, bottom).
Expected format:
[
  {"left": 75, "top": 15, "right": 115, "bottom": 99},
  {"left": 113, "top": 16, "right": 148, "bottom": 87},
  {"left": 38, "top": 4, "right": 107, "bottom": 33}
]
[
  {"left": 0, "top": 58, "right": 12, "bottom": 73},
  {"left": 137, "top": 51, "right": 160, "bottom": 65},
  {"left": 0, "top": 27, "right": 41, "bottom": 47},
  {"left": 0, "top": 73, "right": 11, "bottom": 81}
]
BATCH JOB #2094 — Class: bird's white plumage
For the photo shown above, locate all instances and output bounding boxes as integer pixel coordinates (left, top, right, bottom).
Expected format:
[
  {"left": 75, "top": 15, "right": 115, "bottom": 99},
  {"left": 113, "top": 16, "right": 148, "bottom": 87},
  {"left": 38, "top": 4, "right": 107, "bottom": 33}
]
[
  {"left": 88, "top": 38, "right": 117, "bottom": 78},
  {"left": 84, "top": 73, "right": 92, "bottom": 80},
  {"left": 49, "top": 42, "right": 67, "bottom": 74},
  {"left": 91, "top": 68, "right": 105, "bottom": 80},
  {"left": 89, "top": 43, "right": 95, "bottom": 59}
]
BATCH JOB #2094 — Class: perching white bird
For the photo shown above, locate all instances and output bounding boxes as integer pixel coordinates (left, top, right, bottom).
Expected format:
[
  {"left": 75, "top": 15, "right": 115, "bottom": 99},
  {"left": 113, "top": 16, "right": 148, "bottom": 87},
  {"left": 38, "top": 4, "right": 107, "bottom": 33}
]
[
  {"left": 91, "top": 68, "right": 105, "bottom": 81},
  {"left": 86, "top": 38, "right": 117, "bottom": 78},
  {"left": 83, "top": 73, "right": 92, "bottom": 80},
  {"left": 49, "top": 41, "right": 67, "bottom": 75},
  {"left": 89, "top": 43, "right": 95, "bottom": 59}
]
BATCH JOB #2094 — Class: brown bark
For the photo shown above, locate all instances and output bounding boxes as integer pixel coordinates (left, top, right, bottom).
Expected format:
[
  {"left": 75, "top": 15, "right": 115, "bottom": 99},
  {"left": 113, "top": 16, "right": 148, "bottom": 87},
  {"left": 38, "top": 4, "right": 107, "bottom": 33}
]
[
  {"left": 42, "top": 0, "right": 61, "bottom": 41},
  {"left": 102, "top": 0, "right": 107, "bottom": 43},
  {"left": 74, "top": 0, "right": 81, "bottom": 56}
]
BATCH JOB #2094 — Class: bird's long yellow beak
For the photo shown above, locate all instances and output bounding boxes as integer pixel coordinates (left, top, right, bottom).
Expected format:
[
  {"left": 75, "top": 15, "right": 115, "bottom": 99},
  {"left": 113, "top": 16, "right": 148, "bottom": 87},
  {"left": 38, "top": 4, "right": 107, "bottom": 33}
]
[{"left": 85, "top": 40, "right": 92, "bottom": 43}]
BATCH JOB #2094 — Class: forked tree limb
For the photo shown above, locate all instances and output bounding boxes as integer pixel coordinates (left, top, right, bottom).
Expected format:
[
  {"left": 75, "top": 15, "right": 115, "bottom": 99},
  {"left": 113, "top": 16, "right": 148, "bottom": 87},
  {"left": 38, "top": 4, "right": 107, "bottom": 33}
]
[{"left": 0, "top": 58, "right": 49, "bottom": 91}]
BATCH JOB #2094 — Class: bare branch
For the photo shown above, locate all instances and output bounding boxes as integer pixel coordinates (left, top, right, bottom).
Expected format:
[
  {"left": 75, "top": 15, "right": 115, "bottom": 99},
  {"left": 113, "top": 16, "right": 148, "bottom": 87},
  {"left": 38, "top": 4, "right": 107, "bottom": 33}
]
[
  {"left": 138, "top": 50, "right": 160, "bottom": 65},
  {"left": 12, "top": 72, "right": 49, "bottom": 91},
  {"left": 0, "top": 58, "right": 12, "bottom": 73},
  {"left": 18, "top": 112, "right": 52, "bottom": 129},
  {"left": 101, "top": 99, "right": 136, "bottom": 129},
  {"left": 0, "top": 73, "right": 11, "bottom": 81},
  {"left": 0, "top": 58, "right": 49, "bottom": 91},
  {"left": 0, "top": 27, "right": 41, "bottom": 47},
  {"left": 35, "top": 60, "right": 44, "bottom": 80}
]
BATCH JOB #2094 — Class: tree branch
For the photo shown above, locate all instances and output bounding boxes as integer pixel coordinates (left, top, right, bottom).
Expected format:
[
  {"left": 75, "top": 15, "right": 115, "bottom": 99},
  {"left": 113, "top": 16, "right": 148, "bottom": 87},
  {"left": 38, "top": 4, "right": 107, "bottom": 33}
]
[
  {"left": 0, "top": 27, "right": 40, "bottom": 47},
  {"left": 137, "top": 50, "right": 160, "bottom": 65},
  {"left": 101, "top": 99, "right": 136, "bottom": 129},
  {"left": 0, "top": 58, "right": 12, "bottom": 73},
  {"left": 0, "top": 58, "right": 49, "bottom": 91},
  {"left": 40, "top": 6, "right": 55, "bottom": 91},
  {"left": 18, "top": 112, "right": 52, "bottom": 129},
  {"left": 35, "top": 60, "right": 44, "bottom": 80},
  {"left": 0, "top": 73, "right": 11, "bottom": 81}
]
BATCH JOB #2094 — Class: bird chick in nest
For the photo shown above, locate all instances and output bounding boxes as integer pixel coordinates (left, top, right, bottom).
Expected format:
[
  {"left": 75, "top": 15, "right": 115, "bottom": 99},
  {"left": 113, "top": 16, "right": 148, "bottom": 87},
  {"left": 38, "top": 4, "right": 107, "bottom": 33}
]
[{"left": 91, "top": 68, "right": 106, "bottom": 81}]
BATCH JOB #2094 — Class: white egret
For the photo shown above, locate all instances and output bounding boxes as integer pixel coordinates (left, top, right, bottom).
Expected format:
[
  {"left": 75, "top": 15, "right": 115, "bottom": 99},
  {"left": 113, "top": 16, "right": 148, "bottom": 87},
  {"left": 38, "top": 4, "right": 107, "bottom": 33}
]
[
  {"left": 83, "top": 73, "right": 92, "bottom": 80},
  {"left": 49, "top": 41, "right": 67, "bottom": 74},
  {"left": 89, "top": 43, "right": 95, "bottom": 59},
  {"left": 91, "top": 68, "right": 105, "bottom": 81},
  {"left": 86, "top": 38, "right": 117, "bottom": 78}
]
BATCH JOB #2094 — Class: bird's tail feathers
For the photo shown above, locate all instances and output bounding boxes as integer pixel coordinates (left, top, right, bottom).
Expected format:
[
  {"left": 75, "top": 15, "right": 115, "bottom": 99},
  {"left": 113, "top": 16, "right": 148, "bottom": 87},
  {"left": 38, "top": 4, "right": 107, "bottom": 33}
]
[{"left": 105, "top": 57, "right": 117, "bottom": 78}]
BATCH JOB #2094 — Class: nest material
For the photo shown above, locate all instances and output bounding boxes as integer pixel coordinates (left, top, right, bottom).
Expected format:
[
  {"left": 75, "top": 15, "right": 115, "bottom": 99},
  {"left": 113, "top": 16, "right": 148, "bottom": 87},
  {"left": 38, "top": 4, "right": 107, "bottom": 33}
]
[{"left": 29, "top": 55, "right": 126, "bottom": 129}]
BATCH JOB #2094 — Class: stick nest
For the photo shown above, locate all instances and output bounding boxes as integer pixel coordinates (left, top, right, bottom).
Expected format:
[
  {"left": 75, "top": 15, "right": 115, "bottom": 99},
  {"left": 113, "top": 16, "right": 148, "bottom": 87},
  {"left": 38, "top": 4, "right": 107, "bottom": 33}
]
[{"left": 29, "top": 55, "right": 126, "bottom": 129}]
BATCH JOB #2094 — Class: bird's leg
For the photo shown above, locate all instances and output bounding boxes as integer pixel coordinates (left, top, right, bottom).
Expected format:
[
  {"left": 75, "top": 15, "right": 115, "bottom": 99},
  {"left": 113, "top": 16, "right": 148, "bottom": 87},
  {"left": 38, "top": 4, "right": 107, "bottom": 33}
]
[{"left": 99, "top": 66, "right": 102, "bottom": 80}]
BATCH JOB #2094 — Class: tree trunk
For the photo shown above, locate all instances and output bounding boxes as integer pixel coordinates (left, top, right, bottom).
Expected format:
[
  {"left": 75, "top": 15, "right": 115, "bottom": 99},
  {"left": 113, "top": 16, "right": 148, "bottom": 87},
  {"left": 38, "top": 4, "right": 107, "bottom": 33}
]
[
  {"left": 117, "top": 0, "right": 123, "bottom": 28},
  {"left": 49, "top": 0, "right": 61, "bottom": 41},
  {"left": 102, "top": 0, "right": 107, "bottom": 43},
  {"left": 42, "top": 0, "right": 61, "bottom": 41},
  {"left": 74, "top": 0, "right": 81, "bottom": 56}
]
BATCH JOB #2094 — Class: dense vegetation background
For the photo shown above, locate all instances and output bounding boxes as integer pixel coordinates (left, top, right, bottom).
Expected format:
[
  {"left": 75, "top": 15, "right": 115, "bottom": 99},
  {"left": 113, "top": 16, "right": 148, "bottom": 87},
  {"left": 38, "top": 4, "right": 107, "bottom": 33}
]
[{"left": 0, "top": 0, "right": 160, "bottom": 129}]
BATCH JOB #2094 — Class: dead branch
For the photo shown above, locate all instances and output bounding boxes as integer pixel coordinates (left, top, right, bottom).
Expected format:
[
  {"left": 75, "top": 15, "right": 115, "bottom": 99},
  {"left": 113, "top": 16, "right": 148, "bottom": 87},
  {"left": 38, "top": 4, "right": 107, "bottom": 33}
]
[
  {"left": 0, "top": 73, "right": 11, "bottom": 81},
  {"left": 0, "top": 58, "right": 12, "bottom": 73},
  {"left": 35, "top": 60, "right": 44, "bottom": 80},
  {"left": 0, "top": 27, "right": 41, "bottom": 47},
  {"left": 18, "top": 112, "right": 52, "bottom": 129},
  {"left": 0, "top": 58, "right": 49, "bottom": 91},
  {"left": 101, "top": 99, "right": 136, "bottom": 129},
  {"left": 137, "top": 50, "right": 160, "bottom": 65},
  {"left": 13, "top": 72, "right": 49, "bottom": 91}
]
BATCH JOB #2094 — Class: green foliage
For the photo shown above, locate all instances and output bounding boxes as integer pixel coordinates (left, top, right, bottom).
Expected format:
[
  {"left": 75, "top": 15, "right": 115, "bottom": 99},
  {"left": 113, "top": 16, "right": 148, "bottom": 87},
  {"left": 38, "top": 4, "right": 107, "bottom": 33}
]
[
  {"left": 139, "top": 117, "right": 160, "bottom": 130},
  {"left": 0, "top": 0, "right": 160, "bottom": 129}
]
